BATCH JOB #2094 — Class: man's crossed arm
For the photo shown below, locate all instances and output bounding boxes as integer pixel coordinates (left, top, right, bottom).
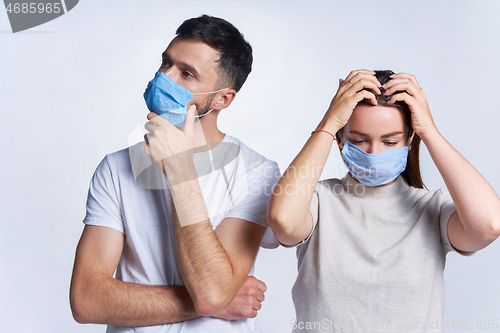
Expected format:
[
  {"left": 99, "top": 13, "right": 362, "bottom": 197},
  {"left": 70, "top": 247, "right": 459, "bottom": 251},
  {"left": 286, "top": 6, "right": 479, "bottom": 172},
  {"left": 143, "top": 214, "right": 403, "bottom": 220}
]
[{"left": 70, "top": 223, "right": 267, "bottom": 326}]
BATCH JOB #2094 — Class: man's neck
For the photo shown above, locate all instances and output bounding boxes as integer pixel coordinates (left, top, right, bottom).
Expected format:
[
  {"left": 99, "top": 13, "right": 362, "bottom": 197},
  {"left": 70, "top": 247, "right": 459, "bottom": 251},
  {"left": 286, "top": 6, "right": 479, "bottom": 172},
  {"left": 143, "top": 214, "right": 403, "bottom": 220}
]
[{"left": 193, "top": 110, "right": 225, "bottom": 152}]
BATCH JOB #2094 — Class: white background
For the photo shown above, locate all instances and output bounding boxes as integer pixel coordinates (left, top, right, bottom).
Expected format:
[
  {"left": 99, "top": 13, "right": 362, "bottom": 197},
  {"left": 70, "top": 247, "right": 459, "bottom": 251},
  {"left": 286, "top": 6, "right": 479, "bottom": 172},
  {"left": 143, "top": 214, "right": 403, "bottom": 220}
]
[{"left": 1, "top": 1, "right": 500, "bottom": 332}]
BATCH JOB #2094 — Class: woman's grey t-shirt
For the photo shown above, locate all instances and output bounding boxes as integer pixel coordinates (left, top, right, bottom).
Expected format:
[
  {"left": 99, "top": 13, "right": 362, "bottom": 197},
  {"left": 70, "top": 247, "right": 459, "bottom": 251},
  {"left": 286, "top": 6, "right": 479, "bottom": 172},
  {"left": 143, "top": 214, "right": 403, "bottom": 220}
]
[{"left": 292, "top": 174, "right": 462, "bottom": 333}]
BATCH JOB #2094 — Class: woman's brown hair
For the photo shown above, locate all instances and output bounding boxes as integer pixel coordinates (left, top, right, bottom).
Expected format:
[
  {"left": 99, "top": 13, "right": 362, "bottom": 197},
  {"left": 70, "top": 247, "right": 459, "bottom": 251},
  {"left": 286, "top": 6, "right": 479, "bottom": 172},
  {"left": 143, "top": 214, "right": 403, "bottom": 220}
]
[{"left": 336, "top": 70, "right": 425, "bottom": 189}]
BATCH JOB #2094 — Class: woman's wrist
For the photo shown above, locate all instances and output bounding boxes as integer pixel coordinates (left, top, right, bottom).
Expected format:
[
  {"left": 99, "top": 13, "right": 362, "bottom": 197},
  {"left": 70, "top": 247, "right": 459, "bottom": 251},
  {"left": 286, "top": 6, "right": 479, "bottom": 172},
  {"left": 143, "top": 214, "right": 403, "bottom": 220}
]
[
  {"left": 315, "top": 119, "right": 342, "bottom": 136},
  {"left": 417, "top": 126, "right": 441, "bottom": 145}
]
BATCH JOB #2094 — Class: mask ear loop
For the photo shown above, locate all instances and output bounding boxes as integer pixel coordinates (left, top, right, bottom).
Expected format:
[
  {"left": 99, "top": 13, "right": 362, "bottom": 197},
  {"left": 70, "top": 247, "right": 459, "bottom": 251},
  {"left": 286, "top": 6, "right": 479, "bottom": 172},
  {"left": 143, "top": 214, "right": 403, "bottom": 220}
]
[
  {"left": 195, "top": 108, "right": 215, "bottom": 119},
  {"left": 192, "top": 87, "right": 229, "bottom": 95},
  {"left": 192, "top": 88, "right": 230, "bottom": 119}
]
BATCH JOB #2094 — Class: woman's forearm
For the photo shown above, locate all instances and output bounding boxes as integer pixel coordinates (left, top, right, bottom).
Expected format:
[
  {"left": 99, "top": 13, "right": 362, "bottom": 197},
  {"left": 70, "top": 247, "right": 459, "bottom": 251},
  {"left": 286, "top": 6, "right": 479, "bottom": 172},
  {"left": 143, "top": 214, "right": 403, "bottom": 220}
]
[{"left": 267, "top": 70, "right": 381, "bottom": 246}]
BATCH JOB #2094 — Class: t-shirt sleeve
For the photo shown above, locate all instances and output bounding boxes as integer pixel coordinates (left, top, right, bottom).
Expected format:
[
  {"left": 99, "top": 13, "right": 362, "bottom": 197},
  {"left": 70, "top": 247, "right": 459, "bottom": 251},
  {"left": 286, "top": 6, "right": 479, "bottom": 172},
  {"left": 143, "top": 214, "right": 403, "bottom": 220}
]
[
  {"left": 224, "top": 160, "right": 281, "bottom": 249},
  {"left": 438, "top": 187, "right": 475, "bottom": 256},
  {"left": 83, "top": 156, "right": 124, "bottom": 233},
  {"left": 309, "top": 190, "right": 319, "bottom": 230},
  {"left": 300, "top": 190, "right": 319, "bottom": 246}
]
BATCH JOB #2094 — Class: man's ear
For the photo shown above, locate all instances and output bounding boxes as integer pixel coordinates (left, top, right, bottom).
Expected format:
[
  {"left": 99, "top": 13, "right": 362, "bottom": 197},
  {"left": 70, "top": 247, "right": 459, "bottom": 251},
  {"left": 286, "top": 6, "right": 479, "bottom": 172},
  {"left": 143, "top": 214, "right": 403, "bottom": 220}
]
[{"left": 211, "top": 89, "right": 237, "bottom": 110}]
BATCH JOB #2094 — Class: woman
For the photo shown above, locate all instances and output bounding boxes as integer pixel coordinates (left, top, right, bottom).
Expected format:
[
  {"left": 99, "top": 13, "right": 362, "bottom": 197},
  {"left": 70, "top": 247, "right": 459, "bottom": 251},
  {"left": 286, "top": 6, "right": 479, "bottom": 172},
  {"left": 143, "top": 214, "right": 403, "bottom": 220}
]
[{"left": 267, "top": 69, "right": 500, "bottom": 332}]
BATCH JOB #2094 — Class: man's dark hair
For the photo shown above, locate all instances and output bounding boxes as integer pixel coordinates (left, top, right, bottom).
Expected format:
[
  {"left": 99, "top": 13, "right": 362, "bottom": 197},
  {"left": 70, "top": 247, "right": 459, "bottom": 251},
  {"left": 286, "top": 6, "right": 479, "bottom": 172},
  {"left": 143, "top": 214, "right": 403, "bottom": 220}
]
[{"left": 175, "top": 15, "right": 253, "bottom": 92}]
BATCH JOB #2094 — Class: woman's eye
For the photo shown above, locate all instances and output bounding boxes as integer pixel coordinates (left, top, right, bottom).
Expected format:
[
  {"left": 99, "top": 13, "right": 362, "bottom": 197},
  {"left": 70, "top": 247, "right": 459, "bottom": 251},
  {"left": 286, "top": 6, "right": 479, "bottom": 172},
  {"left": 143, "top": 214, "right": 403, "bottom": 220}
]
[
  {"left": 352, "top": 140, "right": 364, "bottom": 144},
  {"left": 385, "top": 142, "right": 398, "bottom": 146}
]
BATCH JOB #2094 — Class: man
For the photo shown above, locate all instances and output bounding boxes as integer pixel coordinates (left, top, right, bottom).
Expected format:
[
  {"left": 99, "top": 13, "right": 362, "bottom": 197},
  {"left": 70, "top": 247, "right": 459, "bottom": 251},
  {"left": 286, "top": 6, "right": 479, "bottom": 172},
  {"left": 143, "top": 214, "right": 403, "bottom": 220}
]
[{"left": 70, "top": 15, "right": 280, "bottom": 332}]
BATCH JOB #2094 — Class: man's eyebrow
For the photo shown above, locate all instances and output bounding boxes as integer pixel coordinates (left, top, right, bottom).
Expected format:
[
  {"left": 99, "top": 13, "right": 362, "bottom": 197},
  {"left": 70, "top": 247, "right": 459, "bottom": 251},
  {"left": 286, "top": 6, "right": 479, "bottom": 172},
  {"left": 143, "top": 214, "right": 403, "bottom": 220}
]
[{"left": 161, "top": 52, "right": 200, "bottom": 78}]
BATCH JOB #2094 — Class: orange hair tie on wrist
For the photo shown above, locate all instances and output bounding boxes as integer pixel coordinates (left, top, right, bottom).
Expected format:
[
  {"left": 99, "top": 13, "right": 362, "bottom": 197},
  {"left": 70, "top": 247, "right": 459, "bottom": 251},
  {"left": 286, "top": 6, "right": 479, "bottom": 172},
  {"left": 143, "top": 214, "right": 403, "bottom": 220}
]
[{"left": 311, "top": 130, "right": 342, "bottom": 149}]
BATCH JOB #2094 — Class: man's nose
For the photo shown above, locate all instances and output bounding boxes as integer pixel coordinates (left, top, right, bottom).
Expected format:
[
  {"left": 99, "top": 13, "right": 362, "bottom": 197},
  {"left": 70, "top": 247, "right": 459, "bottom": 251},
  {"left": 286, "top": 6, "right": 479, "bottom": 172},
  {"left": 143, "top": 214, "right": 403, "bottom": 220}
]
[{"left": 160, "top": 67, "right": 180, "bottom": 83}]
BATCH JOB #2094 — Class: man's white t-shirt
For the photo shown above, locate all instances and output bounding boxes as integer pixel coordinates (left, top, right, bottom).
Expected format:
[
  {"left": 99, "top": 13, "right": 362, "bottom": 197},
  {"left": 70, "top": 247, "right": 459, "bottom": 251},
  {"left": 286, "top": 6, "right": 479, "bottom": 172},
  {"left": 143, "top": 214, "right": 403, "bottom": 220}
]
[{"left": 83, "top": 134, "right": 280, "bottom": 333}]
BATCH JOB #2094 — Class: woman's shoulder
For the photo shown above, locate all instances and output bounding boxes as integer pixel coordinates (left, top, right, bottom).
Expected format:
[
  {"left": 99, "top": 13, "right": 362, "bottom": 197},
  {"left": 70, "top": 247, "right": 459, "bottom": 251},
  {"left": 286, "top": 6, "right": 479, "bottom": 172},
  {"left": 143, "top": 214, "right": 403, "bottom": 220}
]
[{"left": 406, "top": 183, "right": 453, "bottom": 209}]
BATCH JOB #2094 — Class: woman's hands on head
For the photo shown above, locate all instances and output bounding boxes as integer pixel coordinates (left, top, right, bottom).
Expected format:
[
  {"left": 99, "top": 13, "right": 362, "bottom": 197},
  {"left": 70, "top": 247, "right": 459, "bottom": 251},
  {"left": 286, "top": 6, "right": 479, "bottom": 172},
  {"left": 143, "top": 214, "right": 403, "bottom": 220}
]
[
  {"left": 384, "top": 73, "right": 437, "bottom": 141},
  {"left": 318, "top": 69, "right": 381, "bottom": 134},
  {"left": 319, "top": 70, "right": 437, "bottom": 143}
]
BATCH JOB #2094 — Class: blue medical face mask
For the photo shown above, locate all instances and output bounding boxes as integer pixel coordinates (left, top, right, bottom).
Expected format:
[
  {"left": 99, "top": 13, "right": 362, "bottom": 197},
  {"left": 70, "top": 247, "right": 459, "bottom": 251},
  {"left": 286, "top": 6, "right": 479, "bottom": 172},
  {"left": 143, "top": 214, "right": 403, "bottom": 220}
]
[
  {"left": 341, "top": 140, "right": 409, "bottom": 186},
  {"left": 143, "top": 71, "right": 227, "bottom": 127}
]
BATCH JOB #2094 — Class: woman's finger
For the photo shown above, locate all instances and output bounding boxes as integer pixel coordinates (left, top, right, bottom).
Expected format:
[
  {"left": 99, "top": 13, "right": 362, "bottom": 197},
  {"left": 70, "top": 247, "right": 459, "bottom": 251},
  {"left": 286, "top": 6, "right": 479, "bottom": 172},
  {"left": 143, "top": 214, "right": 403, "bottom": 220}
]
[
  {"left": 388, "top": 91, "right": 415, "bottom": 106},
  {"left": 389, "top": 73, "right": 420, "bottom": 90},
  {"left": 347, "top": 89, "right": 379, "bottom": 107},
  {"left": 384, "top": 80, "right": 421, "bottom": 98},
  {"left": 344, "top": 69, "right": 376, "bottom": 84},
  {"left": 383, "top": 77, "right": 419, "bottom": 92},
  {"left": 346, "top": 77, "right": 382, "bottom": 96},
  {"left": 361, "top": 90, "right": 378, "bottom": 106},
  {"left": 336, "top": 70, "right": 380, "bottom": 99},
  {"left": 349, "top": 72, "right": 381, "bottom": 89}
]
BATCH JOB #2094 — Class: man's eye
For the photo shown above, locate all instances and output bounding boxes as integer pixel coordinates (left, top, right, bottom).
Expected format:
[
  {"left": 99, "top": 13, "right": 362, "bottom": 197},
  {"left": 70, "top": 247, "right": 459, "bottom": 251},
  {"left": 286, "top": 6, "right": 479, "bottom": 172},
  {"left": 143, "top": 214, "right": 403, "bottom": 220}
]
[
  {"left": 161, "top": 59, "right": 171, "bottom": 67},
  {"left": 183, "top": 71, "right": 194, "bottom": 78}
]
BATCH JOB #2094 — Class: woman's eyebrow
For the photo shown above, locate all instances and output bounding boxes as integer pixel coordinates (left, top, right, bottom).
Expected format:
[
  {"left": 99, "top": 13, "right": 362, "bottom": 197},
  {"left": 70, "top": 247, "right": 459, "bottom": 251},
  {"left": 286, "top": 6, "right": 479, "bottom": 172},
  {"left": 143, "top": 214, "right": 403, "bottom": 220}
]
[
  {"left": 349, "top": 130, "right": 368, "bottom": 137},
  {"left": 348, "top": 130, "right": 403, "bottom": 138},
  {"left": 381, "top": 131, "right": 403, "bottom": 138}
]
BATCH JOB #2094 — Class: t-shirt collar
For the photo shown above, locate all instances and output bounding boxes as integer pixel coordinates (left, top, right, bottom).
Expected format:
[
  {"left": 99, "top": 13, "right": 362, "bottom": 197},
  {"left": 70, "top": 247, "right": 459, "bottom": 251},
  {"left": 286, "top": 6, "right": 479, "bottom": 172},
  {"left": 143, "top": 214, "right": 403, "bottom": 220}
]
[{"left": 340, "top": 172, "right": 410, "bottom": 199}]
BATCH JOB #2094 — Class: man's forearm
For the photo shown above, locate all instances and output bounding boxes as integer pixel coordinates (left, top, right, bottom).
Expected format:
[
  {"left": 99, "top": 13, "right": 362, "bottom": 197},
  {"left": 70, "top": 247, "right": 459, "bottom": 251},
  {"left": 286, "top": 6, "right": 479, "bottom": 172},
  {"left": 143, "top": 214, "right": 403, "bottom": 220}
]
[
  {"left": 169, "top": 178, "right": 244, "bottom": 316},
  {"left": 71, "top": 273, "right": 199, "bottom": 326}
]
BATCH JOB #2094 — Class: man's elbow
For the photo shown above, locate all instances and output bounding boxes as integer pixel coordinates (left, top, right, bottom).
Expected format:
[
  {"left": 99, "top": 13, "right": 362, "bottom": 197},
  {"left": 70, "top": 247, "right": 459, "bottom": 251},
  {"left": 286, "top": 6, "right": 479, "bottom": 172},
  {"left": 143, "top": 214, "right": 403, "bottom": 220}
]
[
  {"left": 193, "top": 292, "right": 229, "bottom": 317},
  {"left": 70, "top": 287, "right": 99, "bottom": 324},
  {"left": 70, "top": 296, "right": 90, "bottom": 324}
]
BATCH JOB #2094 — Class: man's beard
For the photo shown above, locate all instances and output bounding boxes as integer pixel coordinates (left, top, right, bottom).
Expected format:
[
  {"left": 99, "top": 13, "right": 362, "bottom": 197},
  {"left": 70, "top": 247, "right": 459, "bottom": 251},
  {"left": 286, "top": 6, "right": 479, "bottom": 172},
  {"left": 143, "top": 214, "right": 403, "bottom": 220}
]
[{"left": 196, "top": 94, "right": 216, "bottom": 118}]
